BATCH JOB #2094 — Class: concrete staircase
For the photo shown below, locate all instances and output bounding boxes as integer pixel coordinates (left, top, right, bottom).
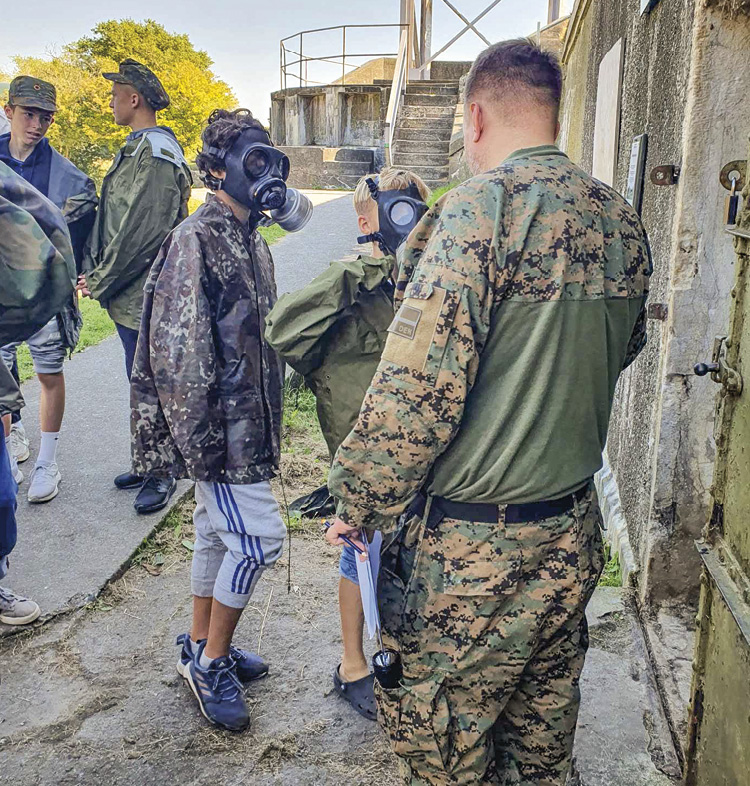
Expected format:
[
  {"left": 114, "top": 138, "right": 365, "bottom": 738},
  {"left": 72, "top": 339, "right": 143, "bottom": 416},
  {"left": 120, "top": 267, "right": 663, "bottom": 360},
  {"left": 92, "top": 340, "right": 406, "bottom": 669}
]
[{"left": 391, "top": 81, "right": 460, "bottom": 189}]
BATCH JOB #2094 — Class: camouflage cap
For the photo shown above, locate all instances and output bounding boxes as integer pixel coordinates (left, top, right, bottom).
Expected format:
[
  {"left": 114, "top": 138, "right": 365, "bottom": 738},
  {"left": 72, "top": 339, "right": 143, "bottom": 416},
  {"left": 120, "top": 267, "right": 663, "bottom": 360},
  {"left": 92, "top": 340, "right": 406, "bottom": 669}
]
[
  {"left": 8, "top": 76, "right": 58, "bottom": 113},
  {"left": 102, "top": 59, "right": 170, "bottom": 111}
]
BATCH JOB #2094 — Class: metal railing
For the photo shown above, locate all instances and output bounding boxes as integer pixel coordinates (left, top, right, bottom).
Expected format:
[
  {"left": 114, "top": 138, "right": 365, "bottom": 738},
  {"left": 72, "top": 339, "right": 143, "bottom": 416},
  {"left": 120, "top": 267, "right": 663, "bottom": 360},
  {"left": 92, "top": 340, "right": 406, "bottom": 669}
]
[
  {"left": 384, "top": 27, "right": 409, "bottom": 165},
  {"left": 280, "top": 24, "right": 408, "bottom": 90}
]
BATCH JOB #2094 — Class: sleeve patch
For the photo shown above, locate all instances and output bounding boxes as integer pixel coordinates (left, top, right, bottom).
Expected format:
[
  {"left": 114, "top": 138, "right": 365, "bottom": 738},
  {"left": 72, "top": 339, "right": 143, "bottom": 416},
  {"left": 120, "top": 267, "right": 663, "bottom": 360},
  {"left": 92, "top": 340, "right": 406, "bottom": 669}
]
[
  {"left": 387, "top": 304, "right": 422, "bottom": 340},
  {"left": 382, "top": 285, "right": 448, "bottom": 375}
]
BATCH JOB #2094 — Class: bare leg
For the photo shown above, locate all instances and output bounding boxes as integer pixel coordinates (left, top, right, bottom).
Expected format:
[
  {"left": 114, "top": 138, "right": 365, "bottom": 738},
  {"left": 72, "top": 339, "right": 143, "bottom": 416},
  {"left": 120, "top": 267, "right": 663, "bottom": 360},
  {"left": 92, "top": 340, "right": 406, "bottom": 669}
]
[
  {"left": 204, "top": 599, "right": 244, "bottom": 660},
  {"left": 339, "top": 576, "right": 369, "bottom": 682},
  {"left": 37, "top": 372, "right": 65, "bottom": 433},
  {"left": 2, "top": 414, "right": 10, "bottom": 438},
  {"left": 191, "top": 595, "right": 213, "bottom": 643}
]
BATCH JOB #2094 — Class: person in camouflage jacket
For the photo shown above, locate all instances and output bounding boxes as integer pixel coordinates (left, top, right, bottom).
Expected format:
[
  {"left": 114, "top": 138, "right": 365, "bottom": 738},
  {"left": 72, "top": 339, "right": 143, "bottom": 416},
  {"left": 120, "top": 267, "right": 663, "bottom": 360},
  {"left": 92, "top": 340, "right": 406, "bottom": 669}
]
[
  {"left": 130, "top": 109, "right": 287, "bottom": 734},
  {"left": 0, "top": 161, "right": 76, "bottom": 625}
]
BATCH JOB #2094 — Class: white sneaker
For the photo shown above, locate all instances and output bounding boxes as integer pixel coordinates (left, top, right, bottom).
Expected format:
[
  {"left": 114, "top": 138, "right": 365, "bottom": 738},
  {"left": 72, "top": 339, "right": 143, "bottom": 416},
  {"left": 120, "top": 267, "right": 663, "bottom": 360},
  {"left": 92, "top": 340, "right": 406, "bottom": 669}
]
[
  {"left": 0, "top": 586, "right": 41, "bottom": 625},
  {"left": 27, "top": 462, "right": 61, "bottom": 503},
  {"left": 10, "top": 422, "right": 30, "bottom": 464},
  {"left": 13, "top": 466, "right": 24, "bottom": 485}
]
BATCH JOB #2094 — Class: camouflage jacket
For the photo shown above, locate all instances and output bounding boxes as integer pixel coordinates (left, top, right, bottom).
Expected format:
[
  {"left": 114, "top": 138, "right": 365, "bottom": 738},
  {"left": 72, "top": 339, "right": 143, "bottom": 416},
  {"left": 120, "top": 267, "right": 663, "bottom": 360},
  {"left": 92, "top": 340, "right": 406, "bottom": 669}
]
[
  {"left": 84, "top": 127, "right": 192, "bottom": 330},
  {"left": 0, "top": 161, "right": 76, "bottom": 413},
  {"left": 328, "top": 145, "right": 652, "bottom": 530},
  {"left": 264, "top": 254, "right": 394, "bottom": 460},
  {"left": 0, "top": 133, "right": 98, "bottom": 350},
  {"left": 130, "top": 195, "right": 284, "bottom": 484}
]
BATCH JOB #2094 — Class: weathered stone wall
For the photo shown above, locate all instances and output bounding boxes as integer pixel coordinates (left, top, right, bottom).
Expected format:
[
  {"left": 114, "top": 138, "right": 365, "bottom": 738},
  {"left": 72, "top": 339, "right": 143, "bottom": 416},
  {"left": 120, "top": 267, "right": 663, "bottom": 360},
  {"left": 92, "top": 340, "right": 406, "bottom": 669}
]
[
  {"left": 278, "top": 146, "right": 375, "bottom": 189},
  {"left": 561, "top": 0, "right": 750, "bottom": 605},
  {"left": 271, "top": 85, "right": 388, "bottom": 149}
]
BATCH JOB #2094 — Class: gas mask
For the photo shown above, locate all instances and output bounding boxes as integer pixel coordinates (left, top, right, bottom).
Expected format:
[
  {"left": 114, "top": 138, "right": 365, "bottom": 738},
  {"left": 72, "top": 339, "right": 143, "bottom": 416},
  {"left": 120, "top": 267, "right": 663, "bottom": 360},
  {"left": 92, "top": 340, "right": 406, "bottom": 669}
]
[
  {"left": 202, "top": 127, "right": 312, "bottom": 232},
  {"left": 357, "top": 176, "right": 428, "bottom": 257}
]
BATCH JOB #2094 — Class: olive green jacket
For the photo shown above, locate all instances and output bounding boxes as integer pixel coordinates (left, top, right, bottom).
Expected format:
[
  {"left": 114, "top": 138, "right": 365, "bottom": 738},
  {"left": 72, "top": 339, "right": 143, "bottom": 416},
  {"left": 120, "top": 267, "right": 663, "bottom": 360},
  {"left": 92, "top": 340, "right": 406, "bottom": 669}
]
[
  {"left": 84, "top": 127, "right": 192, "bottom": 330},
  {"left": 264, "top": 255, "right": 395, "bottom": 460}
]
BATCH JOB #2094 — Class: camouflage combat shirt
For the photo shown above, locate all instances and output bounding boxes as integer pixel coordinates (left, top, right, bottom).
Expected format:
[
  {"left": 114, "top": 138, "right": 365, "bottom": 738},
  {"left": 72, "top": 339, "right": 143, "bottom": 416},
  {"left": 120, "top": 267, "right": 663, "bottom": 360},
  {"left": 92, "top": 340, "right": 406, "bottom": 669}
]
[
  {"left": 130, "top": 195, "right": 284, "bottom": 484},
  {"left": 328, "top": 145, "right": 652, "bottom": 530},
  {"left": 84, "top": 127, "right": 192, "bottom": 330}
]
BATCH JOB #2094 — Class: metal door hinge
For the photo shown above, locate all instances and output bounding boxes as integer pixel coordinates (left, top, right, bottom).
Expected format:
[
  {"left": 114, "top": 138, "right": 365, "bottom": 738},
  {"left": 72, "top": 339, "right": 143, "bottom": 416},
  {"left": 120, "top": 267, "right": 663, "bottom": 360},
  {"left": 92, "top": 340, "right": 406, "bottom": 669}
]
[
  {"left": 694, "top": 336, "right": 743, "bottom": 395},
  {"left": 650, "top": 165, "right": 680, "bottom": 186}
]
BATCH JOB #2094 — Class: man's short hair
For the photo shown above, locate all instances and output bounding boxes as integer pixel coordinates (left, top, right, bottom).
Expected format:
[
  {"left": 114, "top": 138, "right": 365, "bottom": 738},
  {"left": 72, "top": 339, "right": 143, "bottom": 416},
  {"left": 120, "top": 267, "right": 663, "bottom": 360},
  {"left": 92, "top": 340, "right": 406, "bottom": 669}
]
[
  {"left": 196, "top": 108, "right": 269, "bottom": 186},
  {"left": 353, "top": 167, "right": 431, "bottom": 216},
  {"left": 464, "top": 39, "right": 562, "bottom": 116}
]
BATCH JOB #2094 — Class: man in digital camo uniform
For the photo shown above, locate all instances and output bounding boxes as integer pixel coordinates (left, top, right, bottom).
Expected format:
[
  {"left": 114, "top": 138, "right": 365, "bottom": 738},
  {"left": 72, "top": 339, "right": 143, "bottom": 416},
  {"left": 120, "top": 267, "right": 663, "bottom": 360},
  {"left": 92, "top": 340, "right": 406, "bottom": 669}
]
[
  {"left": 81, "top": 59, "right": 192, "bottom": 515},
  {"left": 325, "top": 41, "right": 652, "bottom": 785}
]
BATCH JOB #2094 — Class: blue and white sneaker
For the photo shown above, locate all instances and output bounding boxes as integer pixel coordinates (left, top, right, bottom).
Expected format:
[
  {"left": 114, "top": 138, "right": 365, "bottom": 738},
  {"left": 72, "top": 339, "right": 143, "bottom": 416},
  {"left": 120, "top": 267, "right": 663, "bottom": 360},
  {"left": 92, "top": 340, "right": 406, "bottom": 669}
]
[
  {"left": 186, "top": 641, "right": 250, "bottom": 732},
  {"left": 176, "top": 633, "right": 269, "bottom": 683}
]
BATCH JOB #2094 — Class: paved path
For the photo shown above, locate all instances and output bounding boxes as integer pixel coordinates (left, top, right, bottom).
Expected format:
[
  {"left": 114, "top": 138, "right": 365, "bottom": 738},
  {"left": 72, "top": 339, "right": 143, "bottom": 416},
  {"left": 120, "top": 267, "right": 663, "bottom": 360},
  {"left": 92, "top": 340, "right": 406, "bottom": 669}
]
[
  {"left": 3, "top": 339, "right": 191, "bottom": 634},
  {"left": 2, "top": 190, "right": 356, "bottom": 635},
  {"left": 272, "top": 191, "right": 358, "bottom": 296}
]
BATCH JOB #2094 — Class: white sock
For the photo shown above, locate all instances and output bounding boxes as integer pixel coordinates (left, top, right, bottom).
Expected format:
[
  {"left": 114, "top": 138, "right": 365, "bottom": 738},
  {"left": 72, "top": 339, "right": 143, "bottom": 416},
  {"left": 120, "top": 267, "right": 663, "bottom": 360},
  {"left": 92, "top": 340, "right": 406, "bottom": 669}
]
[
  {"left": 186, "top": 635, "right": 199, "bottom": 655},
  {"left": 6, "top": 436, "right": 18, "bottom": 478},
  {"left": 199, "top": 650, "right": 215, "bottom": 670},
  {"left": 37, "top": 431, "right": 59, "bottom": 466}
]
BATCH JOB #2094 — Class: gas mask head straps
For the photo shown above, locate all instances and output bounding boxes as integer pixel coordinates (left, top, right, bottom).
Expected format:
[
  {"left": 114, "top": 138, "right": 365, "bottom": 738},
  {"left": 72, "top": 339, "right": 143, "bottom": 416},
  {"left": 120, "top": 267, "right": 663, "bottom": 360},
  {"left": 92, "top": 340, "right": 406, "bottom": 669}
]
[
  {"left": 357, "top": 176, "right": 428, "bottom": 257},
  {"left": 202, "top": 125, "right": 291, "bottom": 213}
]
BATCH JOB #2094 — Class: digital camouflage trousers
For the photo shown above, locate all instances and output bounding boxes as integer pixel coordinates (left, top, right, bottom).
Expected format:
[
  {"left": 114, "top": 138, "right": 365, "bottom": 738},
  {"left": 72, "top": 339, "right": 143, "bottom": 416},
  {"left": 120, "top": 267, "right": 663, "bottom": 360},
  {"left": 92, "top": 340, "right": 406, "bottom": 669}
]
[{"left": 375, "top": 484, "right": 605, "bottom": 786}]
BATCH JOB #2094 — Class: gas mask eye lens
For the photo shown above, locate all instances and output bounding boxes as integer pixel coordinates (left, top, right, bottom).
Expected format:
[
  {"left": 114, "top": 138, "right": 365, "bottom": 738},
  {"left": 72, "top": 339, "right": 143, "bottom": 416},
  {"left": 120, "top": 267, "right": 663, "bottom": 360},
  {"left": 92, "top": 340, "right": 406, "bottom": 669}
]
[
  {"left": 280, "top": 155, "right": 290, "bottom": 181},
  {"left": 244, "top": 148, "right": 270, "bottom": 178},
  {"left": 390, "top": 200, "right": 416, "bottom": 226}
]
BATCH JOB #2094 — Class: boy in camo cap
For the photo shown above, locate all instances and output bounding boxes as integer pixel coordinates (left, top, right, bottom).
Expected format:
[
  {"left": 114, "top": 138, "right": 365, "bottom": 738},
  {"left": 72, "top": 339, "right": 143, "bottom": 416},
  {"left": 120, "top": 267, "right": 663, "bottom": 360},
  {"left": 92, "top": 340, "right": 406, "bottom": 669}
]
[
  {"left": 79, "top": 59, "right": 191, "bottom": 515},
  {"left": 1, "top": 75, "right": 97, "bottom": 504}
]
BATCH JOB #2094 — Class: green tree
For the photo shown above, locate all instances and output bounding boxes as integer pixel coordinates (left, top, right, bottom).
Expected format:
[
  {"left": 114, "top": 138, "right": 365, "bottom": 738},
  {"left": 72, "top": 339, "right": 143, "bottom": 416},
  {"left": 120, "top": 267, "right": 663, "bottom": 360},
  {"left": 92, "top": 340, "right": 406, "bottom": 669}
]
[{"left": 5, "top": 19, "right": 236, "bottom": 181}]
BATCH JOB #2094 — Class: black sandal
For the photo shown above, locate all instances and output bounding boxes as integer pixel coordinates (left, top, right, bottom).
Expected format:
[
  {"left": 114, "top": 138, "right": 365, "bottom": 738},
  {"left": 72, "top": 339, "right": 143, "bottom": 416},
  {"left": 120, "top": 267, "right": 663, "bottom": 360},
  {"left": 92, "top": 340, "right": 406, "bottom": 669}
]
[{"left": 333, "top": 665, "right": 377, "bottom": 721}]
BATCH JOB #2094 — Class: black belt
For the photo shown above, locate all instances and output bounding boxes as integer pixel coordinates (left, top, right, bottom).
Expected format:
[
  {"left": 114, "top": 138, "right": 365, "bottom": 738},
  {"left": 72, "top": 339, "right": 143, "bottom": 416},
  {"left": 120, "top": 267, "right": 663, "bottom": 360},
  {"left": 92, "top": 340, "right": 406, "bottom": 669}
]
[{"left": 406, "top": 483, "right": 591, "bottom": 528}]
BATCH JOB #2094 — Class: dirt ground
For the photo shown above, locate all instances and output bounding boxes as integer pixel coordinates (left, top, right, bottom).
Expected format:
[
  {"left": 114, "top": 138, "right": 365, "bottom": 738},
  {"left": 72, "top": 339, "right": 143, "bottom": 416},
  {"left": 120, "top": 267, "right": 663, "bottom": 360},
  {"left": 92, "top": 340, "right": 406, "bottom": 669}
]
[
  {"left": 0, "top": 507, "right": 399, "bottom": 785},
  {"left": 0, "top": 388, "right": 399, "bottom": 785}
]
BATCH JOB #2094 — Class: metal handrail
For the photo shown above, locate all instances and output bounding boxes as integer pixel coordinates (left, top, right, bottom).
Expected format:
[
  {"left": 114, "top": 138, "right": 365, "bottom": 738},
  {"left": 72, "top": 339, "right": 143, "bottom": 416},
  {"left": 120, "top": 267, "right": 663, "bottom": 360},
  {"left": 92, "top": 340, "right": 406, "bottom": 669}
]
[
  {"left": 280, "top": 23, "right": 408, "bottom": 90},
  {"left": 384, "top": 27, "right": 409, "bottom": 166}
]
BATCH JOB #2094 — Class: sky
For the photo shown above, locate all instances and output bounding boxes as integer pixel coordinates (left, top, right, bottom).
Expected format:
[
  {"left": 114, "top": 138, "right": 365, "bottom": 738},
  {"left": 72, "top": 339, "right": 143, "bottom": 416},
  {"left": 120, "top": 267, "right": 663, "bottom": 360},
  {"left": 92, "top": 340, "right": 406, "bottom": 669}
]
[{"left": 0, "top": 0, "right": 551, "bottom": 123}]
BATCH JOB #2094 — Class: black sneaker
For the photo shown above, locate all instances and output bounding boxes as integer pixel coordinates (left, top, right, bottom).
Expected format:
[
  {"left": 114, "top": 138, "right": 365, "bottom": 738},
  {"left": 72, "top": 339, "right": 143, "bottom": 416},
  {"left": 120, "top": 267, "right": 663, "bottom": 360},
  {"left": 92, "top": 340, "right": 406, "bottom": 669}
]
[
  {"left": 114, "top": 471, "right": 145, "bottom": 490},
  {"left": 134, "top": 475, "right": 177, "bottom": 514}
]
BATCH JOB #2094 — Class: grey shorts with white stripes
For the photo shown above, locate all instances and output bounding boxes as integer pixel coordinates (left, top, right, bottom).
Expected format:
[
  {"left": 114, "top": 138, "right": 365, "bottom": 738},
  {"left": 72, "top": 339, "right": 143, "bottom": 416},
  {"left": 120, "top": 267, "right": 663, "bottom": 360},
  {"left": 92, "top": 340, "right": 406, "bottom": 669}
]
[{"left": 191, "top": 480, "right": 287, "bottom": 609}]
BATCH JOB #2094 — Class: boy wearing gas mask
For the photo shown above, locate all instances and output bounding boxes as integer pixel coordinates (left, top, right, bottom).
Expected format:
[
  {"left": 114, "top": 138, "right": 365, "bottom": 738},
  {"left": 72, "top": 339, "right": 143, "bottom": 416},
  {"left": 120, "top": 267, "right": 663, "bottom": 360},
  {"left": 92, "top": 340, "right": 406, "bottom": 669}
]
[
  {"left": 130, "top": 109, "right": 312, "bottom": 732},
  {"left": 265, "top": 168, "right": 429, "bottom": 720}
]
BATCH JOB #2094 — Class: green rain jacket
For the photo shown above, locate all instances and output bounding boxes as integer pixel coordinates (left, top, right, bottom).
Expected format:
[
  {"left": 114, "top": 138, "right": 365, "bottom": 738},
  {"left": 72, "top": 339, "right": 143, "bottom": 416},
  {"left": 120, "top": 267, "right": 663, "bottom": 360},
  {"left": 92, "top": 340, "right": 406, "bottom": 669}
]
[
  {"left": 264, "top": 254, "right": 395, "bottom": 460},
  {"left": 0, "top": 161, "right": 76, "bottom": 415},
  {"left": 84, "top": 127, "right": 192, "bottom": 330}
]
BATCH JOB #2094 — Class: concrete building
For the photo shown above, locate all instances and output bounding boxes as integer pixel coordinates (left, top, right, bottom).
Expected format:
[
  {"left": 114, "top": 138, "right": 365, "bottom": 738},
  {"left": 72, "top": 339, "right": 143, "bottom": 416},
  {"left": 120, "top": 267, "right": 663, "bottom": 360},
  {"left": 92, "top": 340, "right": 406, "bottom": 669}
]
[{"left": 559, "top": 0, "right": 750, "bottom": 754}]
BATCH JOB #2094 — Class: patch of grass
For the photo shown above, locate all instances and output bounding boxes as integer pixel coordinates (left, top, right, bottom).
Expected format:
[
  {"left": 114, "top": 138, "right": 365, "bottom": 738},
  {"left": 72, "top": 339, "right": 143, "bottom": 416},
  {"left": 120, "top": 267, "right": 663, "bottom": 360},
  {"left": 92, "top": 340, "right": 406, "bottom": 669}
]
[
  {"left": 258, "top": 223, "right": 287, "bottom": 246},
  {"left": 428, "top": 182, "right": 459, "bottom": 206},
  {"left": 16, "top": 298, "right": 116, "bottom": 383},
  {"left": 283, "top": 381, "right": 320, "bottom": 437},
  {"left": 129, "top": 496, "right": 196, "bottom": 571},
  {"left": 599, "top": 544, "right": 623, "bottom": 587}
]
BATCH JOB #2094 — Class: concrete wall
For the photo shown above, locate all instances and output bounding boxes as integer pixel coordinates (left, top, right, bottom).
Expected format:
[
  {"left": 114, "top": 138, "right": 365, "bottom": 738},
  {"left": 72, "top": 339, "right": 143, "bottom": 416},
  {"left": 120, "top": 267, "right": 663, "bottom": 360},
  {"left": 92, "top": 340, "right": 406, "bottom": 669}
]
[
  {"left": 560, "top": 0, "right": 750, "bottom": 605},
  {"left": 271, "top": 85, "right": 388, "bottom": 149},
  {"left": 333, "top": 57, "right": 396, "bottom": 85}
]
